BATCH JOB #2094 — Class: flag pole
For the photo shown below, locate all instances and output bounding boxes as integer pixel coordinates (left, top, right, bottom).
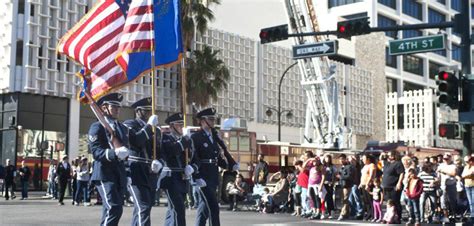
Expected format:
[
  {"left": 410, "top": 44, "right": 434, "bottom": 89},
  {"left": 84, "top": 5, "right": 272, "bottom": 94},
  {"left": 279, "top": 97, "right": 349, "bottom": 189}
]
[{"left": 150, "top": 5, "right": 157, "bottom": 160}]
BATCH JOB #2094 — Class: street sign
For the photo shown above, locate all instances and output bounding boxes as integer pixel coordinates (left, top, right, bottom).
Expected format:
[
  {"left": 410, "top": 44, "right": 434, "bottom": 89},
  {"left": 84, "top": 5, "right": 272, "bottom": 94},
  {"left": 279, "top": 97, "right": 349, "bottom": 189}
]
[
  {"left": 292, "top": 40, "right": 337, "bottom": 59},
  {"left": 389, "top": 34, "right": 445, "bottom": 55}
]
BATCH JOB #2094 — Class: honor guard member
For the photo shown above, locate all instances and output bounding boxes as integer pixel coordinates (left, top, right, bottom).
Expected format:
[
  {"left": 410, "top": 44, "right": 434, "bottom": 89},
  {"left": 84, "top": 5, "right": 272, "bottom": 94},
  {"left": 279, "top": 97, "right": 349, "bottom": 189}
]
[
  {"left": 160, "top": 113, "right": 201, "bottom": 226},
  {"left": 191, "top": 108, "right": 239, "bottom": 226},
  {"left": 88, "top": 93, "right": 131, "bottom": 226},
  {"left": 123, "top": 97, "right": 162, "bottom": 226}
]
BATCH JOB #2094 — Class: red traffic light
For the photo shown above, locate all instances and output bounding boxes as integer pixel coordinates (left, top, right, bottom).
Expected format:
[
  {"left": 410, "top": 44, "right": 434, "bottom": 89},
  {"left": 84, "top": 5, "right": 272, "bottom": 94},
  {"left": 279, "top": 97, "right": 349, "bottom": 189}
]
[
  {"left": 338, "top": 25, "right": 346, "bottom": 33},
  {"left": 438, "top": 71, "right": 450, "bottom": 81},
  {"left": 438, "top": 123, "right": 459, "bottom": 139},
  {"left": 439, "top": 125, "right": 448, "bottom": 137},
  {"left": 259, "top": 31, "right": 269, "bottom": 39}
]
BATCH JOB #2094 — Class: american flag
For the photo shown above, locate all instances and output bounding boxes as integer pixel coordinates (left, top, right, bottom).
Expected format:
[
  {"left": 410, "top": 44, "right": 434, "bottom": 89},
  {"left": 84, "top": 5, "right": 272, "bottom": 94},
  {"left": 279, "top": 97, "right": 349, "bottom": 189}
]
[
  {"left": 116, "top": 0, "right": 154, "bottom": 74},
  {"left": 57, "top": 0, "right": 132, "bottom": 100},
  {"left": 116, "top": 0, "right": 182, "bottom": 79}
]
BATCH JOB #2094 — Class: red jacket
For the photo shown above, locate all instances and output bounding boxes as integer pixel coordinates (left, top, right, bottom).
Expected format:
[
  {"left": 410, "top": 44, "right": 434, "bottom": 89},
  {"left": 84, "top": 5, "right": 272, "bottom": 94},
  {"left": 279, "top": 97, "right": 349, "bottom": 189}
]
[{"left": 405, "top": 178, "right": 424, "bottom": 200}]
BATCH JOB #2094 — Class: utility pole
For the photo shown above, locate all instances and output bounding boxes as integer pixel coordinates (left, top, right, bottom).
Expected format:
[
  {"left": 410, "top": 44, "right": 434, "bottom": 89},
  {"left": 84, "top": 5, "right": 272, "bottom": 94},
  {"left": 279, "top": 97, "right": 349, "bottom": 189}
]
[{"left": 458, "top": 0, "right": 473, "bottom": 156}]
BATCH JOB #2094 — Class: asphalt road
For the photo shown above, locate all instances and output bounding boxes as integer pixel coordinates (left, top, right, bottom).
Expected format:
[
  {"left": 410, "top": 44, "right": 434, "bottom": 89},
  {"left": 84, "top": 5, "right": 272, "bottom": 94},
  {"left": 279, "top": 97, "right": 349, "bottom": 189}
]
[{"left": 0, "top": 193, "right": 467, "bottom": 226}]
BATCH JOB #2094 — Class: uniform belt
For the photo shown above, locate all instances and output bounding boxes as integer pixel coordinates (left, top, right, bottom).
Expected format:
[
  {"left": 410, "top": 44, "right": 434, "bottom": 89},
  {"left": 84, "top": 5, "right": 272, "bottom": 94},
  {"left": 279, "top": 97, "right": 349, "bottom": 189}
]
[
  {"left": 200, "top": 159, "right": 217, "bottom": 164},
  {"left": 161, "top": 167, "right": 184, "bottom": 172},
  {"left": 128, "top": 156, "right": 153, "bottom": 164}
]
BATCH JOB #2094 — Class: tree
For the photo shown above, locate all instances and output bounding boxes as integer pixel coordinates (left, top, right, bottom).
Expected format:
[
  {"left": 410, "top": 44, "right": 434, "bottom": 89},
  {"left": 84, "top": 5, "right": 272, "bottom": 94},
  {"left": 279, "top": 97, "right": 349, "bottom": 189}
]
[
  {"left": 186, "top": 45, "right": 229, "bottom": 107},
  {"left": 181, "top": 0, "right": 220, "bottom": 52}
]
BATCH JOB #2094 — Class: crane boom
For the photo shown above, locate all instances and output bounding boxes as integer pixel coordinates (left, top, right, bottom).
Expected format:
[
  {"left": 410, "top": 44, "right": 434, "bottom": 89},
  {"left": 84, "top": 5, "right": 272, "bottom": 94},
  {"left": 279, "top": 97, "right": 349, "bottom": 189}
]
[{"left": 284, "top": 0, "right": 351, "bottom": 149}]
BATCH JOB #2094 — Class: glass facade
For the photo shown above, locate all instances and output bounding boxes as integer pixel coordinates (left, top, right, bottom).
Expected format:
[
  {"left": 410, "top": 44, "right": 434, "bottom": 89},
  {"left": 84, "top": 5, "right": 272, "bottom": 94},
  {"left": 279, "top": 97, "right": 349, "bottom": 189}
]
[
  {"left": 429, "top": 61, "right": 444, "bottom": 80},
  {"left": 403, "top": 0, "right": 422, "bottom": 20},
  {"left": 451, "top": 0, "right": 461, "bottom": 11},
  {"left": 403, "top": 81, "right": 425, "bottom": 91},
  {"left": 378, "top": 0, "right": 396, "bottom": 9},
  {"left": 328, "top": 0, "right": 363, "bottom": 8},
  {"left": 378, "top": 14, "right": 398, "bottom": 38},
  {"left": 452, "top": 44, "right": 461, "bottom": 62},
  {"left": 403, "top": 55, "right": 424, "bottom": 76},
  {"left": 402, "top": 29, "right": 422, "bottom": 38},
  {"left": 386, "top": 47, "right": 397, "bottom": 68},
  {"left": 429, "top": 8, "right": 445, "bottom": 24},
  {"left": 386, "top": 77, "right": 398, "bottom": 93},
  {"left": 0, "top": 93, "right": 69, "bottom": 191}
]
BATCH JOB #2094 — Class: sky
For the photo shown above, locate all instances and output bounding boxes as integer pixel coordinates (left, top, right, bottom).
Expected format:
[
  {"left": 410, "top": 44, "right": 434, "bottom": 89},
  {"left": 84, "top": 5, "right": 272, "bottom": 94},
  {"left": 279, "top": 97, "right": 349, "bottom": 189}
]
[{"left": 208, "top": 0, "right": 292, "bottom": 47}]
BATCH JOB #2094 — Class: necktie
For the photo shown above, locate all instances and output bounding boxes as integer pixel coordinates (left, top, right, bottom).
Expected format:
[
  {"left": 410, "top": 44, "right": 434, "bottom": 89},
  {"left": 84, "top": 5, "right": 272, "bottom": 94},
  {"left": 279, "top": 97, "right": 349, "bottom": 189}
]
[{"left": 208, "top": 132, "right": 214, "bottom": 144}]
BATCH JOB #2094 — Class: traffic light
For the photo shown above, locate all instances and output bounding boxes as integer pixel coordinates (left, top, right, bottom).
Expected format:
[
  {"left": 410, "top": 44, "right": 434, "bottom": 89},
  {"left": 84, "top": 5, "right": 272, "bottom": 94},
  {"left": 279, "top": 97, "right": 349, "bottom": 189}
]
[
  {"left": 438, "top": 122, "right": 460, "bottom": 139},
  {"left": 259, "top": 24, "right": 288, "bottom": 44},
  {"left": 436, "top": 70, "right": 459, "bottom": 109},
  {"left": 336, "top": 17, "right": 371, "bottom": 39}
]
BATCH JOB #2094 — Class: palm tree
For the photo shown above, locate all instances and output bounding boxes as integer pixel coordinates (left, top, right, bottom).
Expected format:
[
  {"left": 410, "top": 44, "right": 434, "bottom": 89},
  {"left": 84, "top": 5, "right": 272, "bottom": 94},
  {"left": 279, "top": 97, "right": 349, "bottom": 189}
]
[
  {"left": 186, "top": 45, "right": 230, "bottom": 107},
  {"left": 181, "top": 0, "right": 220, "bottom": 52}
]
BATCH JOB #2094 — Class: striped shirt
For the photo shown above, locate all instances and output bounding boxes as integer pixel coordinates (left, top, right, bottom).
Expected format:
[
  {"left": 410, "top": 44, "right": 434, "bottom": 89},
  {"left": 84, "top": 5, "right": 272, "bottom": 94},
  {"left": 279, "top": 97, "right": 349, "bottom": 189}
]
[{"left": 418, "top": 171, "right": 436, "bottom": 192}]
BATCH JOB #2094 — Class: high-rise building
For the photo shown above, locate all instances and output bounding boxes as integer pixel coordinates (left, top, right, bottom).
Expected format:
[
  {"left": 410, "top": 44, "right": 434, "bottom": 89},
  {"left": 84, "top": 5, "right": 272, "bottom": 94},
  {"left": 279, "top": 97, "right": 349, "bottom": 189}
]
[{"left": 0, "top": 1, "right": 378, "bottom": 169}]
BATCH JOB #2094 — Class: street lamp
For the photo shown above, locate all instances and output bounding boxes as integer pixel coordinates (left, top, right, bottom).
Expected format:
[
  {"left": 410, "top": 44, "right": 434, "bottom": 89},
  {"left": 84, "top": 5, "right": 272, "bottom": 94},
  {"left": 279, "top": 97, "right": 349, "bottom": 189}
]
[{"left": 266, "top": 62, "right": 298, "bottom": 141}]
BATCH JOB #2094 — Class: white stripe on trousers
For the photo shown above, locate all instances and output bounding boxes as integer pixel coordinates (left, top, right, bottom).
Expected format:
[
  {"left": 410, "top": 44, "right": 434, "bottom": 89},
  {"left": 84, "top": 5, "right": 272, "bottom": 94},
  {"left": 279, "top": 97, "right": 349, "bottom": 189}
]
[
  {"left": 129, "top": 185, "right": 143, "bottom": 226},
  {"left": 100, "top": 181, "right": 112, "bottom": 226},
  {"left": 165, "top": 190, "right": 178, "bottom": 226},
  {"left": 197, "top": 187, "right": 213, "bottom": 226}
]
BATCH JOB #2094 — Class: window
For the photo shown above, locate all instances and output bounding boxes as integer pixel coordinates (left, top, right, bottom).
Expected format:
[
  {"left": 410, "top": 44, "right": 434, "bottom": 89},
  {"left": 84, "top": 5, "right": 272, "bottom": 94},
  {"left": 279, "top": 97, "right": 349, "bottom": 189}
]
[
  {"left": 403, "top": 0, "right": 422, "bottom": 20},
  {"left": 451, "top": 0, "right": 461, "bottom": 11},
  {"left": 433, "top": 49, "right": 447, "bottom": 57},
  {"left": 436, "top": 0, "right": 446, "bottom": 5},
  {"left": 429, "top": 61, "right": 444, "bottom": 80},
  {"left": 328, "top": 0, "right": 363, "bottom": 8},
  {"left": 452, "top": 44, "right": 461, "bottom": 62},
  {"left": 386, "top": 77, "right": 398, "bottom": 93},
  {"left": 472, "top": 4, "right": 474, "bottom": 19},
  {"left": 403, "top": 55, "right": 423, "bottom": 76},
  {"left": 378, "top": 14, "right": 397, "bottom": 38},
  {"left": 378, "top": 0, "right": 396, "bottom": 9},
  {"left": 18, "top": 0, "right": 24, "bottom": 14},
  {"left": 403, "top": 81, "right": 424, "bottom": 91},
  {"left": 15, "top": 41, "right": 23, "bottom": 66},
  {"left": 342, "top": 12, "right": 368, "bottom": 20},
  {"left": 429, "top": 8, "right": 445, "bottom": 24},
  {"left": 402, "top": 29, "right": 422, "bottom": 38},
  {"left": 386, "top": 47, "right": 397, "bottom": 68}
]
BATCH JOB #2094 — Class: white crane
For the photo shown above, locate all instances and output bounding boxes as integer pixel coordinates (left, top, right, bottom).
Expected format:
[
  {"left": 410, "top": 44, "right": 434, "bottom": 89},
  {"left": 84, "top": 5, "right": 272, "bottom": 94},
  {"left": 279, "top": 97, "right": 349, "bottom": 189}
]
[{"left": 284, "top": 0, "right": 351, "bottom": 149}]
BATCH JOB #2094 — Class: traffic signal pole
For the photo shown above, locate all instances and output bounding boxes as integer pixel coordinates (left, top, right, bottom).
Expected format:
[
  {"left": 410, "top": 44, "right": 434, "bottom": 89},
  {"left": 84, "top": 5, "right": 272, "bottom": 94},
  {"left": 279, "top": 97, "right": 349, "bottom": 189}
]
[
  {"left": 287, "top": 21, "right": 456, "bottom": 38},
  {"left": 262, "top": 7, "right": 473, "bottom": 154},
  {"left": 458, "top": 0, "right": 472, "bottom": 156}
]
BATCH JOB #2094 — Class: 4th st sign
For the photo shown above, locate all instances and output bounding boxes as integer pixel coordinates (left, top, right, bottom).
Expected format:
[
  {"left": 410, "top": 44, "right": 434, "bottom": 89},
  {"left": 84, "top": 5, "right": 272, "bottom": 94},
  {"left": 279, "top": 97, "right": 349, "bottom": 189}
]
[
  {"left": 389, "top": 34, "right": 445, "bottom": 55},
  {"left": 292, "top": 40, "right": 338, "bottom": 59}
]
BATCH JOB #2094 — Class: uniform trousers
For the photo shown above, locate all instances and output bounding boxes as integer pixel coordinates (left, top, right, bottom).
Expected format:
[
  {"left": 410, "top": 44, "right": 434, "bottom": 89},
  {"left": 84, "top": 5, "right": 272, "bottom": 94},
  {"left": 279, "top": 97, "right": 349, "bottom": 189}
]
[
  {"left": 96, "top": 181, "right": 124, "bottom": 226},
  {"left": 195, "top": 186, "right": 220, "bottom": 226},
  {"left": 129, "top": 184, "right": 152, "bottom": 226},
  {"left": 164, "top": 187, "right": 186, "bottom": 226}
]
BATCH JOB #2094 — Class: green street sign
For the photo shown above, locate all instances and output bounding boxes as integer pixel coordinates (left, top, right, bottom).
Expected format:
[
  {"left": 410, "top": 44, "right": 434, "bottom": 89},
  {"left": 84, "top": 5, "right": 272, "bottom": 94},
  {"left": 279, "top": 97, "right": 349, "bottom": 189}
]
[{"left": 389, "top": 34, "right": 445, "bottom": 55}]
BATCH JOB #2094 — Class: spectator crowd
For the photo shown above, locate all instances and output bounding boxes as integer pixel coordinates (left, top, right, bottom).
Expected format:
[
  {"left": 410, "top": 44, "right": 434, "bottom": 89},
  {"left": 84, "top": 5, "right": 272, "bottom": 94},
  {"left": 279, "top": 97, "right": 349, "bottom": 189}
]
[
  {"left": 227, "top": 151, "right": 474, "bottom": 225},
  {"left": 2, "top": 149, "right": 474, "bottom": 225}
]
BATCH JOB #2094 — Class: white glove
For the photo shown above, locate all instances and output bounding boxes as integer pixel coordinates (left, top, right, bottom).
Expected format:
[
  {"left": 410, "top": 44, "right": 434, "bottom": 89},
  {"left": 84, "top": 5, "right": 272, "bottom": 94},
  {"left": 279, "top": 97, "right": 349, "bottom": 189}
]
[
  {"left": 127, "top": 177, "right": 132, "bottom": 187},
  {"left": 194, "top": 178, "right": 207, "bottom": 188},
  {"left": 232, "top": 163, "right": 240, "bottom": 172},
  {"left": 185, "top": 165, "right": 194, "bottom": 176},
  {"left": 151, "top": 160, "right": 163, "bottom": 173},
  {"left": 114, "top": 146, "right": 129, "bottom": 160},
  {"left": 147, "top": 115, "right": 159, "bottom": 127}
]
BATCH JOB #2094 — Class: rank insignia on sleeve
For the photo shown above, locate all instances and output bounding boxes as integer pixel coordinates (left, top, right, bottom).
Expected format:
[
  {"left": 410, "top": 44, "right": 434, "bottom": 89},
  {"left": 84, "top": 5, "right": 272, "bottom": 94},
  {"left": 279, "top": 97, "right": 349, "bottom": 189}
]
[{"left": 88, "top": 135, "right": 97, "bottom": 142}]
